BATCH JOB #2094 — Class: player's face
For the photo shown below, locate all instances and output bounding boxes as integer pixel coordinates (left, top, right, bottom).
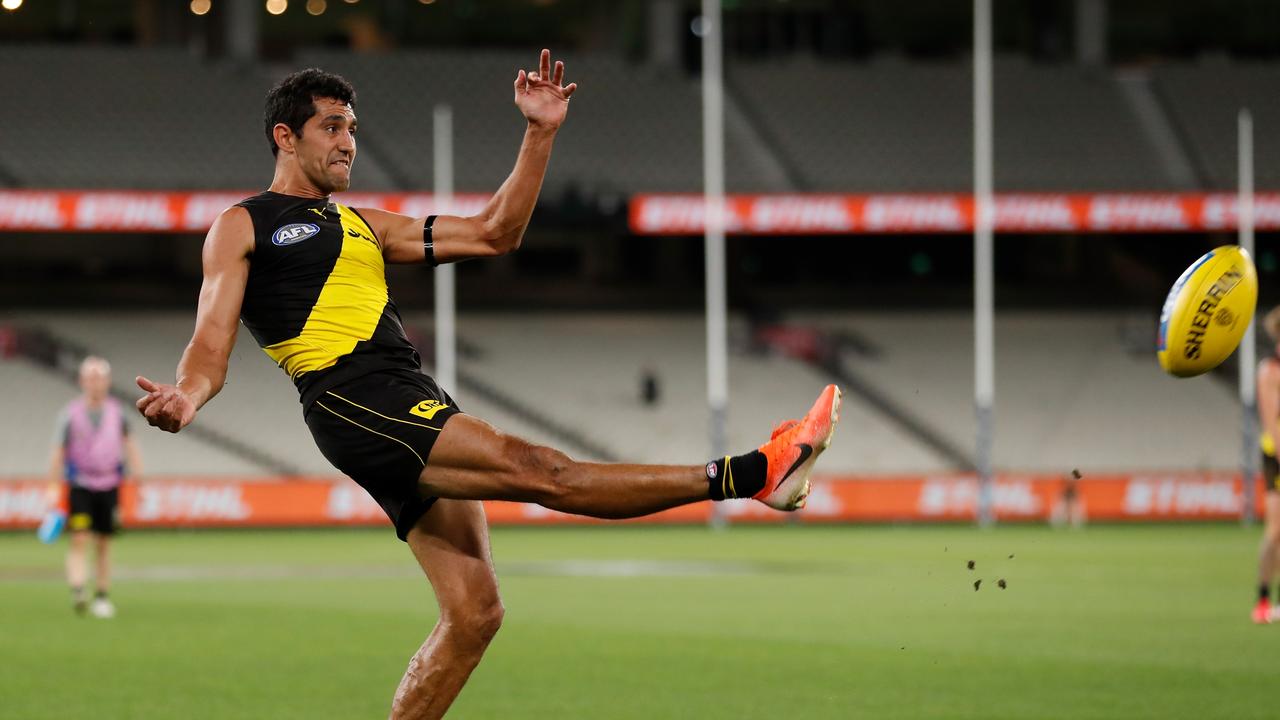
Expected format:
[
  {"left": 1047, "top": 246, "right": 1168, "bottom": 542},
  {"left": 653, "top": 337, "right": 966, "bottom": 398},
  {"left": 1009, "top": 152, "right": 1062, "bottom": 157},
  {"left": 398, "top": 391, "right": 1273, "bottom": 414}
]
[
  {"left": 79, "top": 364, "right": 110, "bottom": 403},
  {"left": 298, "top": 97, "right": 357, "bottom": 194}
]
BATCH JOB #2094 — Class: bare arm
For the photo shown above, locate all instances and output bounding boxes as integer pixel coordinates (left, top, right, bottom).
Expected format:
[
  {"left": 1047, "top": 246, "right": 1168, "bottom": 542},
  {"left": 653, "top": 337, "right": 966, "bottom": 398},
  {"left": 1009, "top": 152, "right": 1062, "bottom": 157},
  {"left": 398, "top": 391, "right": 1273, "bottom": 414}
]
[
  {"left": 1260, "top": 360, "right": 1280, "bottom": 451},
  {"left": 369, "top": 48, "right": 577, "bottom": 265},
  {"left": 122, "top": 435, "right": 144, "bottom": 481},
  {"left": 45, "top": 445, "right": 64, "bottom": 508},
  {"left": 136, "top": 207, "right": 252, "bottom": 433},
  {"left": 48, "top": 446, "right": 64, "bottom": 484}
]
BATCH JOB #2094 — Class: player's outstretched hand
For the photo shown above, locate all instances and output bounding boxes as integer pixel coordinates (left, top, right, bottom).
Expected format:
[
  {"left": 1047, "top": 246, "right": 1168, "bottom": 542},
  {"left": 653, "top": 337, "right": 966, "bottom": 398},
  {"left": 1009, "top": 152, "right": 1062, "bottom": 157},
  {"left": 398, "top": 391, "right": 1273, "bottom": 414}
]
[
  {"left": 514, "top": 48, "right": 577, "bottom": 131},
  {"left": 135, "top": 376, "right": 196, "bottom": 433}
]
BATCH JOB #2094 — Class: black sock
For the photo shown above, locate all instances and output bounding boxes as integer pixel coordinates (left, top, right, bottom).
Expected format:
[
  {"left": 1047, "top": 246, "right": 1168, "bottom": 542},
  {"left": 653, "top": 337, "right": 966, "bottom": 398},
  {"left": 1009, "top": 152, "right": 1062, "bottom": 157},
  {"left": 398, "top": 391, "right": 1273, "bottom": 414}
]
[
  {"left": 1261, "top": 584, "right": 1270, "bottom": 602},
  {"left": 706, "top": 451, "right": 768, "bottom": 501},
  {"left": 95, "top": 590, "right": 108, "bottom": 600}
]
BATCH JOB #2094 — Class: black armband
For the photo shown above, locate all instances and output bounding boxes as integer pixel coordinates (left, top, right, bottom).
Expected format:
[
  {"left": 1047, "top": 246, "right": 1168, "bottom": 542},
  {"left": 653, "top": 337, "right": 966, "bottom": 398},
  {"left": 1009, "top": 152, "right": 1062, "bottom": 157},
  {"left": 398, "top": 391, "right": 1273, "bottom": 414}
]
[{"left": 424, "top": 215, "right": 439, "bottom": 267}]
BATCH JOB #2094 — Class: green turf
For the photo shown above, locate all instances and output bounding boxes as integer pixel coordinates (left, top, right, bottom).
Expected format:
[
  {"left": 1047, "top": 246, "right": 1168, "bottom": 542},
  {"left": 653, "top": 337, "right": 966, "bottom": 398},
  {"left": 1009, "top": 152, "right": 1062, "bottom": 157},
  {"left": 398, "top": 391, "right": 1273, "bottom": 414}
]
[{"left": 0, "top": 524, "right": 1273, "bottom": 719}]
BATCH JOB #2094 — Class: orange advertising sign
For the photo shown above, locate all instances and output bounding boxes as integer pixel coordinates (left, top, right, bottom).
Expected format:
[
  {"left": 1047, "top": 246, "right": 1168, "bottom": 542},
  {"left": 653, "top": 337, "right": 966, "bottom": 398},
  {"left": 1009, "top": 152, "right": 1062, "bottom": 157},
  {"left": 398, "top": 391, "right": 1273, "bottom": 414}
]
[
  {"left": 2, "top": 190, "right": 1278, "bottom": 235},
  {"left": 0, "top": 472, "right": 1264, "bottom": 530},
  {"left": 628, "top": 192, "right": 1280, "bottom": 235},
  {"left": 0, "top": 191, "right": 492, "bottom": 233}
]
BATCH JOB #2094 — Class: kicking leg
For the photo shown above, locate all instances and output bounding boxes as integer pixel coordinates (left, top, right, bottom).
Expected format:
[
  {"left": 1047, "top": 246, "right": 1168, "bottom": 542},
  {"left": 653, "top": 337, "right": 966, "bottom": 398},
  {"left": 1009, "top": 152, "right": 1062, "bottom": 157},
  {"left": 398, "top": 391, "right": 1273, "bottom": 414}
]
[
  {"left": 419, "top": 384, "right": 841, "bottom": 518},
  {"left": 420, "top": 414, "right": 705, "bottom": 518},
  {"left": 390, "top": 499, "right": 504, "bottom": 720}
]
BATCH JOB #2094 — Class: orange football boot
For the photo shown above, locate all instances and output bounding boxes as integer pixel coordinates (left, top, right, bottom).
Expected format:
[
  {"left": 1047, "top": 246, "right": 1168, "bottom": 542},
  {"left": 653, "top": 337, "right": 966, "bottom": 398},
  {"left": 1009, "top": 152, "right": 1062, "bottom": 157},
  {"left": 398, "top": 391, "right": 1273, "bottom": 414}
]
[
  {"left": 754, "top": 384, "right": 842, "bottom": 511},
  {"left": 1252, "top": 599, "right": 1273, "bottom": 625}
]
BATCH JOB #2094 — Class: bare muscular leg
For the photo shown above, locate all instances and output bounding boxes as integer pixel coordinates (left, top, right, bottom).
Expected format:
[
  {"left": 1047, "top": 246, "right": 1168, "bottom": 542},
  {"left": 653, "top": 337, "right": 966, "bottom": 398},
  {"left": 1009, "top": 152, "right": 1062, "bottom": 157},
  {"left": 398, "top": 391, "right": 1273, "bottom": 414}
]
[
  {"left": 94, "top": 534, "right": 112, "bottom": 595},
  {"left": 67, "top": 530, "right": 88, "bottom": 586},
  {"left": 390, "top": 499, "right": 503, "bottom": 720},
  {"left": 418, "top": 414, "right": 708, "bottom": 518}
]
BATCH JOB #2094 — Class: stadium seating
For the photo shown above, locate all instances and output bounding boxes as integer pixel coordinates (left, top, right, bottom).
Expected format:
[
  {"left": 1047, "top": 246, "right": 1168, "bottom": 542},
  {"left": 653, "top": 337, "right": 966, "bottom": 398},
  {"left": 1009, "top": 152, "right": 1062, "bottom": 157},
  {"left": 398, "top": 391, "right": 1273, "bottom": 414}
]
[
  {"left": 0, "top": 46, "right": 291, "bottom": 190},
  {"left": 428, "top": 312, "right": 918, "bottom": 471},
  {"left": 0, "top": 355, "right": 263, "bottom": 476},
  {"left": 1152, "top": 61, "right": 1280, "bottom": 189},
  {"left": 294, "top": 49, "right": 784, "bottom": 196},
  {"left": 1, "top": 311, "right": 1245, "bottom": 478},
  {"left": 1, "top": 45, "right": 1236, "bottom": 194},
  {"left": 4, "top": 311, "right": 581, "bottom": 476},
  {"left": 728, "top": 55, "right": 1175, "bottom": 191},
  {"left": 801, "top": 310, "right": 1241, "bottom": 472},
  {"left": 11, "top": 310, "right": 332, "bottom": 475}
]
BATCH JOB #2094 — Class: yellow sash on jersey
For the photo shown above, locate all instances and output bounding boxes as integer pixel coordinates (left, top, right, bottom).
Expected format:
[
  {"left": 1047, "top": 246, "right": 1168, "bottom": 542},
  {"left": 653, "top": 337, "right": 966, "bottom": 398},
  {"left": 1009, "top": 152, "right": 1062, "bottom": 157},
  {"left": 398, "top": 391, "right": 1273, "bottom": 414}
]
[{"left": 263, "top": 205, "right": 386, "bottom": 378}]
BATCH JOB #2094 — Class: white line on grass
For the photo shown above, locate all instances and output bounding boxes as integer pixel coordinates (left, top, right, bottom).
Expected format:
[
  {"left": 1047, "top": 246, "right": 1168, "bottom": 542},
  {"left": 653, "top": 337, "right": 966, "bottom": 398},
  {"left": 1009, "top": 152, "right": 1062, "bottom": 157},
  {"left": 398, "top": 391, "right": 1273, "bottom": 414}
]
[{"left": 1, "top": 559, "right": 791, "bottom": 583}]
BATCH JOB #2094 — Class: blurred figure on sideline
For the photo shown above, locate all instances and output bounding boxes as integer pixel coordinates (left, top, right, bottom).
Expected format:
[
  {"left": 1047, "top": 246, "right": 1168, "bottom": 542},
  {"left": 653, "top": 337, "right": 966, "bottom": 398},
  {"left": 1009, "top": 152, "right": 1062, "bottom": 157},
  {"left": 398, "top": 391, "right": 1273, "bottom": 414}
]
[
  {"left": 639, "top": 365, "right": 661, "bottom": 406},
  {"left": 46, "top": 356, "right": 143, "bottom": 618},
  {"left": 1049, "top": 469, "right": 1086, "bottom": 530},
  {"left": 1253, "top": 307, "right": 1280, "bottom": 624}
]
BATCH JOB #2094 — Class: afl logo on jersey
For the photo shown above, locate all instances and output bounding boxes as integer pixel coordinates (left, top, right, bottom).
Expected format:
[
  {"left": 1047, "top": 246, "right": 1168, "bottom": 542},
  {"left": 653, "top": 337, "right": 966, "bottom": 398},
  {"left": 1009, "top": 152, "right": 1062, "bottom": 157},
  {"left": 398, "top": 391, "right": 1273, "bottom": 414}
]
[{"left": 272, "top": 223, "right": 321, "bottom": 246}]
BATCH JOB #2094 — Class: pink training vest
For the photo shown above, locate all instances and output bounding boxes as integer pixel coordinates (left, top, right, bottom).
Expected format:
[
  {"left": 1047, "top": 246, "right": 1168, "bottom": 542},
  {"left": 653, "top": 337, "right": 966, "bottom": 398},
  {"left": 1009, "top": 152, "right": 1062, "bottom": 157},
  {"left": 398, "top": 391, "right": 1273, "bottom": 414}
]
[{"left": 65, "top": 397, "right": 125, "bottom": 491}]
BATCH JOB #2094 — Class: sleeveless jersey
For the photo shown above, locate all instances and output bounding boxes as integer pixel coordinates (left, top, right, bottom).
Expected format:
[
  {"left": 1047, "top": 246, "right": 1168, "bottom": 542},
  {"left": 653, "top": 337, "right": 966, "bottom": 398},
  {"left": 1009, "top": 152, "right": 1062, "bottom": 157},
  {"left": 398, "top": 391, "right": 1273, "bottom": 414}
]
[
  {"left": 236, "top": 191, "right": 420, "bottom": 407},
  {"left": 63, "top": 397, "right": 126, "bottom": 491}
]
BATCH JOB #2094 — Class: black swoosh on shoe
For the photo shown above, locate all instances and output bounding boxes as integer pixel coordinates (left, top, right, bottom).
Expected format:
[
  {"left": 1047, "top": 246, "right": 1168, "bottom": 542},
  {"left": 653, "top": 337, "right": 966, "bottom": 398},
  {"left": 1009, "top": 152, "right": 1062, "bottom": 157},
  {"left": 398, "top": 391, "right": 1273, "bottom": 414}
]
[{"left": 783, "top": 443, "right": 814, "bottom": 481}]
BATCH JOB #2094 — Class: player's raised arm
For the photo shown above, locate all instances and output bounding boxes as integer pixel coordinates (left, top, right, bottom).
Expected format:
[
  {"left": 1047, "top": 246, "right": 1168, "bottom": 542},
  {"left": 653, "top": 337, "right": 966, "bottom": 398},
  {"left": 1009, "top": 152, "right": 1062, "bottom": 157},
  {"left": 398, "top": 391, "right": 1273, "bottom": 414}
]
[
  {"left": 136, "top": 207, "right": 253, "bottom": 433},
  {"left": 368, "top": 48, "right": 578, "bottom": 265}
]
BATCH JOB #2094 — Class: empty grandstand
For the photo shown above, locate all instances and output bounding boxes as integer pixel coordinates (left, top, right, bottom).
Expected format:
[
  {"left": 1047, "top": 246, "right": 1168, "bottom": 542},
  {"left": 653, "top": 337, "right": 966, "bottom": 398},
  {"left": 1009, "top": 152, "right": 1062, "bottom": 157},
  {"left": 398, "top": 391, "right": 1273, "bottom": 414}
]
[
  {"left": 0, "top": 0, "right": 1273, "bottom": 507},
  {"left": 5, "top": 4, "right": 1279, "bottom": 716},
  {"left": 1, "top": 310, "right": 1242, "bottom": 480},
  {"left": 3, "top": 47, "right": 1278, "bottom": 197}
]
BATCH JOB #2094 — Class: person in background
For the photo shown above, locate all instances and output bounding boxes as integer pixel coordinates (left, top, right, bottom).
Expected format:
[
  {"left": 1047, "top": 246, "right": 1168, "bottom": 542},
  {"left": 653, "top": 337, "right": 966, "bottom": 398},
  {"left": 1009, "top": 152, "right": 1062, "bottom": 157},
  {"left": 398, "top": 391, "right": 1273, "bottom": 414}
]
[
  {"left": 639, "top": 365, "right": 661, "bottom": 406},
  {"left": 1049, "top": 469, "right": 1086, "bottom": 530},
  {"left": 46, "top": 356, "right": 143, "bottom": 618},
  {"left": 1253, "top": 307, "right": 1280, "bottom": 624}
]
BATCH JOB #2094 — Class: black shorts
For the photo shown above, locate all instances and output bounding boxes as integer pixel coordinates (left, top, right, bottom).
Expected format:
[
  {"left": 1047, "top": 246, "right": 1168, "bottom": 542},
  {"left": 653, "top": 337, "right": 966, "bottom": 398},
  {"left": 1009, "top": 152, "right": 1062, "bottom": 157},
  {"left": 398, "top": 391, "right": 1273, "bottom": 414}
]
[
  {"left": 68, "top": 486, "right": 119, "bottom": 536},
  {"left": 1265, "top": 454, "right": 1280, "bottom": 493},
  {"left": 304, "top": 369, "right": 461, "bottom": 541}
]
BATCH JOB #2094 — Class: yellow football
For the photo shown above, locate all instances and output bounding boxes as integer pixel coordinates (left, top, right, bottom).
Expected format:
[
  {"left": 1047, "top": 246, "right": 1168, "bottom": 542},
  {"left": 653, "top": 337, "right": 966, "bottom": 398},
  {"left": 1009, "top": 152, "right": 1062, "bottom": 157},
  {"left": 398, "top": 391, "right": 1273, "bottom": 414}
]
[{"left": 1157, "top": 245, "right": 1257, "bottom": 377}]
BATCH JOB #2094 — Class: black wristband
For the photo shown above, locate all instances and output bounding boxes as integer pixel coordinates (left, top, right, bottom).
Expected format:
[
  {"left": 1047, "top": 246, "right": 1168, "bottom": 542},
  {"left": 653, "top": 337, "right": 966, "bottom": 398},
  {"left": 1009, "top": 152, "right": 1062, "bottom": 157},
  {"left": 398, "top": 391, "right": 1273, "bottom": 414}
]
[{"left": 423, "top": 215, "right": 438, "bottom": 267}]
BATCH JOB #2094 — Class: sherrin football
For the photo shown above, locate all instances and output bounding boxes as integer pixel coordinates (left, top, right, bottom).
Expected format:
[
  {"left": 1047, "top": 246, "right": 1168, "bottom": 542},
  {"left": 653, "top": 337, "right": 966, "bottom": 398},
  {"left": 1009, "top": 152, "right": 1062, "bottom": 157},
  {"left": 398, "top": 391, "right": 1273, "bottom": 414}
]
[{"left": 1157, "top": 245, "right": 1257, "bottom": 378}]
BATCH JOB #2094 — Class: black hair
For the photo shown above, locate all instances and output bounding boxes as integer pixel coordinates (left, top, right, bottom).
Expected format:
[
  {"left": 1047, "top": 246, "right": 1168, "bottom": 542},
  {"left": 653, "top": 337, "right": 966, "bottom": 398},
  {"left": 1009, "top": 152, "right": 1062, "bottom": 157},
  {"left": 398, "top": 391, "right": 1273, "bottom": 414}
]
[{"left": 263, "top": 68, "right": 357, "bottom": 157}]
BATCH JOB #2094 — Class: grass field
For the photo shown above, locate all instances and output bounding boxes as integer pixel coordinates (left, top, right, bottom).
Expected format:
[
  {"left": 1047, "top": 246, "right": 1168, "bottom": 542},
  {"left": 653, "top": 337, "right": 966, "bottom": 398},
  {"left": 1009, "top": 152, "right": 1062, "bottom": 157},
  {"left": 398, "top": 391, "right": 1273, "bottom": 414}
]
[{"left": 0, "top": 523, "right": 1273, "bottom": 719}]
